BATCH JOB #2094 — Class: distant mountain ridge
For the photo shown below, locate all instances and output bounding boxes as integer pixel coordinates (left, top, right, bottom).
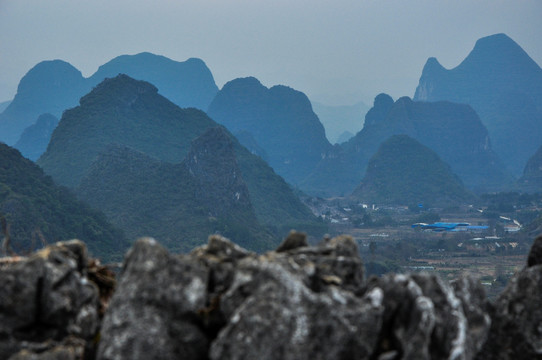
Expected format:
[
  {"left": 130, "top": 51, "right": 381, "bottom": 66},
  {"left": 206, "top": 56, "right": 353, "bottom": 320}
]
[
  {"left": 414, "top": 33, "right": 542, "bottom": 175},
  {"left": 88, "top": 53, "right": 218, "bottom": 110},
  {"left": 207, "top": 77, "right": 333, "bottom": 186},
  {"left": 0, "top": 53, "right": 218, "bottom": 146},
  {"left": 351, "top": 135, "right": 474, "bottom": 206},
  {"left": 38, "top": 75, "right": 324, "bottom": 250},
  {"left": 0, "top": 60, "right": 87, "bottom": 145},
  {"left": 301, "top": 94, "right": 512, "bottom": 197}
]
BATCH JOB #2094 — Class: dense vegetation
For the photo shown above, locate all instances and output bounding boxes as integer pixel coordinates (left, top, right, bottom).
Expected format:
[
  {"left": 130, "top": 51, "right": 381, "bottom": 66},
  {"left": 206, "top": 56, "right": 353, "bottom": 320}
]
[
  {"left": 351, "top": 135, "right": 474, "bottom": 206},
  {"left": 38, "top": 75, "right": 217, "bottom": 188},
  {"left": 207, "top": 77, "right": 333, "bottom": 186},
  {"left": 77, "top": 141, "right": 275, "bottom": 253},
  {"left": 302, "top": 94, "right": 513, "bottom": 196},
  {"left": 0, "top": 143, "right": 127, "bottom": 262},
  {"left": 37, "top": 75, "right": 324, "bottom": 251}
]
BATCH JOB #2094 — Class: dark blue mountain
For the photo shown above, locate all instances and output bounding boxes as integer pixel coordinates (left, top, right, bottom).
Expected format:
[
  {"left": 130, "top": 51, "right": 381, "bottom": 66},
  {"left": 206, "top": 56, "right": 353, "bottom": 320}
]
[
  {"left": 414, "top": 33, "right": 542, "bottom": 175},
  {"left": 89, "top": 52, "right": 218, "bottom": 110},
  {"left": 0, "top": 100, "right": 11, "bottom": 113},
  {"left": 207, "top": 77, "right": 333, "bottom": 185},
  {"left": 0, "top": 60, "right": 86, "bottom": 145},
  {"left": 351, "top": 135, "right": 473, "bottom": 206},
  {"left": 518, "top": 144, "right": 542, "bottom": 194},
  {"left": 0, "top": 53, "right": 218, "bottom": 148},
  {"left": 38, "top": 75, "right": 324, "bottom": 248},
  {"left": 14, "top": 113, "right": 59, "bottom": 161},
  {"left": 301, "top": 94, "right": 513, "bottom": 196}
]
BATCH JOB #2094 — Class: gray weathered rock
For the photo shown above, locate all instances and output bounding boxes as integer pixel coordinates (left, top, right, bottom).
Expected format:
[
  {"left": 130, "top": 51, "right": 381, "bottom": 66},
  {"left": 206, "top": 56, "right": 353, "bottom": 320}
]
[
  {"left": 275, "top": 230, "right": 308, "bottom": 252},
  {"left": 0, "top": 240, "right": 99, "bottom": 359},
  {"left": 365, "top": 272, "right": 490, "bottom": 360},
  {"left": 8, "top": 232, "right": 542, "bottom": 360},
  {"left": 527, "top": 234, "right": 542, "bottom": 267},
  {"left": 451, "top": 276, "right": 492, "bottom": 358},
  {"left": 97, "top": 238, "right": 210, "bottom": 360},
  {"left": 477, "top": 263, "right": 542, "bottom": 359},
  {"left": 210, "top": 239, "right": 383, "bottom": 360}
]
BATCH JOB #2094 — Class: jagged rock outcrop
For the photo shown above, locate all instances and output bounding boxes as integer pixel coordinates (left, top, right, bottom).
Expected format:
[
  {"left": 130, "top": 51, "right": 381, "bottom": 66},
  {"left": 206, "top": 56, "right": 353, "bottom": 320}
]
[
  {"left": 0, "top": 240, "right": 101, "bottom": 360},
  {"left": 5, "top": 233, "right": 542, "bottom": 359},
  {"left": 365, "top": 273, "right": 490, "bottom": 360},
  {"left": 97, "top": 233, "right": 492, "bottom": 359},
  {"left": 97, "top": 238, "right": 210, "bottom": 360},
  {"left": 478, "top": 234, "right": 542, "bottom": 359}
]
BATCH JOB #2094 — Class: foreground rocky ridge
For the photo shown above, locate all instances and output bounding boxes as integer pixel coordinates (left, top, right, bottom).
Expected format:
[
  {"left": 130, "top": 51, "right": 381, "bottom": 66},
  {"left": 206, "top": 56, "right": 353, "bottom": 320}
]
[{"left": 1, "top": 233, "right": 542, "bottom": 359}]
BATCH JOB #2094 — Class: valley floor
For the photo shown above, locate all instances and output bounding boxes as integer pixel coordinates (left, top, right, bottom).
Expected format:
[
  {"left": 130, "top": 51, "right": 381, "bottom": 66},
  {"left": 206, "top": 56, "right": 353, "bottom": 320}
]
[{"left": 306, "top": 196, "right": 539, "bottom": 299}]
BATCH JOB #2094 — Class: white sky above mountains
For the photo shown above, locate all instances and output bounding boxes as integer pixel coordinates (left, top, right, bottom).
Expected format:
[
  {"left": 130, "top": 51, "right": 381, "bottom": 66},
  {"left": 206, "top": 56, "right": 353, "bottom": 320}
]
[{"left": 0, "top": 0, "right": 541, "bottom": 105}]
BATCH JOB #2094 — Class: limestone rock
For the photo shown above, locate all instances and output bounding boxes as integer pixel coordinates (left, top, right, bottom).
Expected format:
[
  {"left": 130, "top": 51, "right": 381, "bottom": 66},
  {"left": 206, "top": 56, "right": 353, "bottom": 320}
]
[
  {"left": 275, "top": 230, "right": 308, "bottom": 252},
  {"left": 527, "top": 234, "right": 542, "bottom": 267},
  {"left": 477, "top": 263, "right": 542, "bottom": 359},
  {"left": 97, "top": 238, "right": 210, "bottom": 360},
  {"left": 210, "top": 240, "right": 382, "bottom": 359},
  {"left": 0, "top": 240, "right": 100, "bottom": 359},
  {"left": 365, "top": 272, "right": 490, "bottom": 360}
]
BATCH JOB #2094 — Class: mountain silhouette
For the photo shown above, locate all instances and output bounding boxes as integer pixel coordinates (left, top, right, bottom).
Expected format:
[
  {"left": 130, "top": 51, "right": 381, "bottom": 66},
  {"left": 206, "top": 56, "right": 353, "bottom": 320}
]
[
  {"left": 38, "top": 75, "right": 323, "bottom": 247},
  {"left": 89, "top": 52, "right": 218, "bottom": 110},
  {"left": 14, "top": 113, "right": 58, "bottom": 161},
  {"left": 301, "top": 94, "right": 512, "bottom": 196},
  {"left": 0, "top": 53, "right": 218, "bottom": 148},
  {"left": 351, "top": 135, "right": 473, "bottom": 206},
  {"left": 0, "top": 60, "right": 87, "bottom": 145},
  {"left": 207, "top": 77, "right": 333, "bottom": 185},
  {"left": 414, "top": 33, "right": 542, "bottom": 175}
]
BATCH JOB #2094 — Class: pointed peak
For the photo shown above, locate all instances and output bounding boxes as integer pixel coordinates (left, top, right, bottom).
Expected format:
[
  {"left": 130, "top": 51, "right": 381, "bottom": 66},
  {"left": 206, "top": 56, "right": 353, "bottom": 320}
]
[
  {"left": 460, "top": 33, "right": 540, "bottom": 71},
  {"left": 373, "top": 93, "right": 394, "bottom": 107},
  {"left": 80, "top": 74, "right": 158, "bottom": 106},
  {"left": 222, "top": 76, "right": 265, "bottom": 90},
  {"left": 422, "top": 57, "right": 446, "bottom": 73}
]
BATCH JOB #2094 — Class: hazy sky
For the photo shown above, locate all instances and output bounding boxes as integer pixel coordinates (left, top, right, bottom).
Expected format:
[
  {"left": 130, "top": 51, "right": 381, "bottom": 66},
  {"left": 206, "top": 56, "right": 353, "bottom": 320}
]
[{"left": 1, "top": 0, "right": 541, "bottom": 105}]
